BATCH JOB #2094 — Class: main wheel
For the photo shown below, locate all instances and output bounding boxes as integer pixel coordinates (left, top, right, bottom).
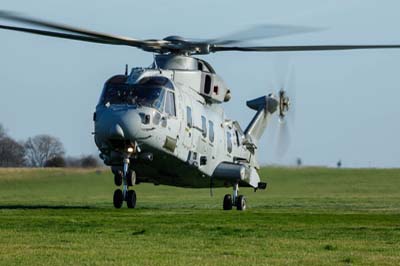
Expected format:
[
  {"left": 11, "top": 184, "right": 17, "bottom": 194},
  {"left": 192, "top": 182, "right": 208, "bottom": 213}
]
[
  {"left": 114, "top": 171, "right": 123, "bottom": 186},
  {"left": 236, "top": 195, "right": 246, "bottom": 211},
  {"left": 223, "top": 194, "right": 232, "bottom": 210},
  {"left": 126, "top": 190, "right": 137, "bottom": 209},
  {"left": 113, "top": 189, "right": 123, "bottom": 209},
  {"left": 126, "top": 171, "right": 136, "bottom": 186}
]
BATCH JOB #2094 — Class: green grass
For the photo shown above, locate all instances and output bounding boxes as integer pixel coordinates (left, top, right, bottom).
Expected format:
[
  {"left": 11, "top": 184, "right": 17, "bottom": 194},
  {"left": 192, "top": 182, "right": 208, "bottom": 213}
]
[{"left": 0, "top": 167, "right": 399, "bottom": 265}]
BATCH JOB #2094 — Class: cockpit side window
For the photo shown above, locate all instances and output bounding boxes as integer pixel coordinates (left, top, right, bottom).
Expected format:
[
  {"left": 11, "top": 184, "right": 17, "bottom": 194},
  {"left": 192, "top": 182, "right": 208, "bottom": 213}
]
[{"left": 165, "top": 91, "right": 176, "bottom": 116}]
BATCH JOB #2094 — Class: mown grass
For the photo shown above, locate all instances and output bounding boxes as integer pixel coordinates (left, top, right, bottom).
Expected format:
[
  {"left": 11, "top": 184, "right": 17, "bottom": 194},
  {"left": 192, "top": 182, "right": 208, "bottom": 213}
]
[{"left": 0, "top": 167, "right": 399, "bottom": 265}]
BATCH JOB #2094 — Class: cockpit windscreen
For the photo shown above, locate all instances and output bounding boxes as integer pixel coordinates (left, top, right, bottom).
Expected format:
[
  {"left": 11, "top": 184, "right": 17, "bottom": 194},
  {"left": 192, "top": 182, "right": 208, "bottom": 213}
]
[{"left": 101, "top": 77, "right": 173, "bottom": 111}]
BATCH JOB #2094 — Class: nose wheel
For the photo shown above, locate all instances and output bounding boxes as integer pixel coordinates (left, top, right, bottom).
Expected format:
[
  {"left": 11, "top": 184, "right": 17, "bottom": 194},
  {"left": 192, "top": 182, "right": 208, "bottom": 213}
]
[
  {"left": 223, "top": 183, "right": 246, "bottom": 211},
  {"left": 112, "top": 156, "right": 137, "bottom": 209},
  {"left": 113, "top": 189, "right": 123, "bottom": 208}
]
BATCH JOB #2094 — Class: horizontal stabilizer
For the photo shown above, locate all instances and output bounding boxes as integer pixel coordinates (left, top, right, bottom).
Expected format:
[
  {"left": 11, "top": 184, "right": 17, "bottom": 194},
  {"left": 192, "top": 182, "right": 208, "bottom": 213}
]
[{"left": 246, "top": 95, "right": 278, "bottom": 112}]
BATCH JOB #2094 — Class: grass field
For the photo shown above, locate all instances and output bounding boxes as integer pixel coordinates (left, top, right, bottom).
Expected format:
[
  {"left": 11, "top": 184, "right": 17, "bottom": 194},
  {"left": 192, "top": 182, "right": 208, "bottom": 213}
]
[{"left": 0, "top": 167, "right": 399, "bottom": 265}]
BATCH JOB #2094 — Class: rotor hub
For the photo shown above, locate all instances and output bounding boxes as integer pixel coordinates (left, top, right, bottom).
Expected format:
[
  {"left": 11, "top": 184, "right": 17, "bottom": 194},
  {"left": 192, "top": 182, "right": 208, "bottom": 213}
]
[{"left": 279, "top": 90, "right": 290, "bottom": 119}]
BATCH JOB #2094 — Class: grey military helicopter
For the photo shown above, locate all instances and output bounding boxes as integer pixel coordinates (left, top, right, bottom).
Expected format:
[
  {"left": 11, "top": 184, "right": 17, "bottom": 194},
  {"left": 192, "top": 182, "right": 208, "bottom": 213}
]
[{"left": 2, "top": 11, "right": 400, "bottom": 210}]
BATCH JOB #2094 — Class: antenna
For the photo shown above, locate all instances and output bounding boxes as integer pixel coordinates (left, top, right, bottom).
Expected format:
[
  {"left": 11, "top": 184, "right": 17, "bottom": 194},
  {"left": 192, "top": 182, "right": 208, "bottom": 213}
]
[{"left": 125, "top": 64, "right": 128, "bottom": 75}]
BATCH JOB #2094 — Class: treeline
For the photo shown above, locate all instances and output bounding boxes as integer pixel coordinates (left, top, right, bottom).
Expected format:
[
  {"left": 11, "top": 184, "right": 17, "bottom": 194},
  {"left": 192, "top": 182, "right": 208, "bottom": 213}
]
[{"left": 0, "top": 124, "right": 100, "bottom": 168}]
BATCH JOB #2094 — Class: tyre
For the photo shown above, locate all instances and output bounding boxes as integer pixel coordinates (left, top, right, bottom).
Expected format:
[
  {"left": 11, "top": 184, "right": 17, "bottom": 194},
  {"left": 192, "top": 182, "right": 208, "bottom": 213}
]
[
  {"left": 236, "top": 195, "right": 246, "bottom": 211},
  {"left": 114, "top": 171, "right": 123, "bottom": 186},
  {"left": 126, "top": 190, "right": 137, "bottom": 209},
  {"left": 223, "top": 194, "right": 232, "bottom": 210},
  {"left": 113, "top": 189, "right": 123, "bottom": 209},
  {"left": 126, "top": 171, "right": 136, "bottom": 186}
]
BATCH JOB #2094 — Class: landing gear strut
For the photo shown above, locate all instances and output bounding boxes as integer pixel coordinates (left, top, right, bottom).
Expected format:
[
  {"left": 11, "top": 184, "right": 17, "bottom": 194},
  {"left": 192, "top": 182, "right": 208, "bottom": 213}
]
[
  {"left": 113, "top": 155, "right": 137, "bottom": 209},
  {"left": 223, "top": 182, "right": 246, "bottom": 211}
]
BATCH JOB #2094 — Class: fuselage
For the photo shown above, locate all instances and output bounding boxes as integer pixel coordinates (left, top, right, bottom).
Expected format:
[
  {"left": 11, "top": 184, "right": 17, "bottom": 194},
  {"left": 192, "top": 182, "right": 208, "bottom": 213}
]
[{"left": 94, "top": 55, "right": 271, "bottom": 188}]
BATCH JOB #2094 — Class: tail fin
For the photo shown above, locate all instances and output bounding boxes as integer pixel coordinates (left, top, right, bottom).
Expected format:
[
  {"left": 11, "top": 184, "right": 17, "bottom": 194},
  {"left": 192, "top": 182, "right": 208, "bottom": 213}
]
[{"left": 244, "top": 95, "right": 278, "bottom": 144}]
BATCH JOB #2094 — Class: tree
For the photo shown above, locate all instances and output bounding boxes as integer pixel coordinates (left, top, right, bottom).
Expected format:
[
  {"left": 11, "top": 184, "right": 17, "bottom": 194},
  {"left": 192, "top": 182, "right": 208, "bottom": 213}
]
[
  {"left": 25, "top": 135, "right": 65, "bottom": 167},
  {"left": 0, "top": 124, "right": 6, "bottom": 139},
  {"left": 44, "top": 156, "right": 66, "bottom": 167},
  {"left": 0, "top": 137, "right": 26, "bottom": 167},
  {"left": 296, "top": 157, "right": 302, "bottom": 167},
  {"left": 65, "top": 156, "right": 81, "bottom": 167},
  {"left": 80, "top": 155, "right": 99, "bottom": 168},
  {"left": 65, "top": 155, "right": 100, "bottom": 168}
]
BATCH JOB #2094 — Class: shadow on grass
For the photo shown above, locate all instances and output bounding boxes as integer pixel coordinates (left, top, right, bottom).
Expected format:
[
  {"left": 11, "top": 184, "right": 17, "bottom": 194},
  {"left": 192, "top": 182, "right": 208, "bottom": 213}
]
[{"left": 0, "top": 205, "right": 95, "bottom": 210}]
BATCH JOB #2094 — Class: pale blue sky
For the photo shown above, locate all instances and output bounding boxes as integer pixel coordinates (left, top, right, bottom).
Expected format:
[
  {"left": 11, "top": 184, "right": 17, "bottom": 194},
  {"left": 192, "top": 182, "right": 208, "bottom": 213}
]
[{"left": 1, "top": 0, "right": 400, "bottom": 167}]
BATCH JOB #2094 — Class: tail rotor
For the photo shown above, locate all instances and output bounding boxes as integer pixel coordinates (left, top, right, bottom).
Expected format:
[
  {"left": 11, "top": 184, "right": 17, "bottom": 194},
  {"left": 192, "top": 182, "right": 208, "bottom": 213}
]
[{"left": 270, "top": 59, "right": 296, "bottom": 157}]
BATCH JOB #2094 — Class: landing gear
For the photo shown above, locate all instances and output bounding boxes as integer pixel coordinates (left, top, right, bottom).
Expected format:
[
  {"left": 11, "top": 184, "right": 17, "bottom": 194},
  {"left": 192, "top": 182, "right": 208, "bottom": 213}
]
[
  {"left": 114, "top": 170, "right": 123, "bottom": 186},
  {"left": 113, "top": 155, "right": 137, "bottom": 209},
  {"left": 126, "top": 171, "right": 136, "bottom": 187},
  {"left": 223, "top": 194, "right": 232, "bottom": 210},
  {"left": 222, "top": 183, "right": 247, "bottom": 211},
  {"left": 126, "top": 190, "right": 137, "bottom": 208},
  {"left": 113, "top": 189, "right": 123, "bottom": 208},
  {"left": 236, "top": 195, "right": 246, "bottom": 211}
]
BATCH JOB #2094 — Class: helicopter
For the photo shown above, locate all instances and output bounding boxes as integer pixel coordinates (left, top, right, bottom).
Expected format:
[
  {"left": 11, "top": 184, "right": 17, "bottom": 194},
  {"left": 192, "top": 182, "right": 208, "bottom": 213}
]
[{"left": 1, "top": 11, "right": 400, "bottom": 211}]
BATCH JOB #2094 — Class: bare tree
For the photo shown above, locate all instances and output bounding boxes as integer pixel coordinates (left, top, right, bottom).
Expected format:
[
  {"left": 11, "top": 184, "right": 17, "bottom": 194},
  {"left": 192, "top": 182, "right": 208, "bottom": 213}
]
[
  {"left": 0, "top": 137, "right": 26, "bottom": 167},
  {"left": 0, "top": 124, "right": 6, "bottom": 139},
  {"left": 25, "top": 135, "right": 65, "bottom": 167}
]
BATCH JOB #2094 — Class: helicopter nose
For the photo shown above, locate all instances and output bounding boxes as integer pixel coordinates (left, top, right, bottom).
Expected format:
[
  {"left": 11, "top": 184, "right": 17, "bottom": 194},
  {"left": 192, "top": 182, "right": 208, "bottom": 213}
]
[
  {"left": 108, "top": 124, "right": 125, "bottom": 139},
  {"left": 116, "top": 111, "right": 142, "bottom": 140},
  {"left": 95, "top": 108, "right": 144, "bottom": 147}
]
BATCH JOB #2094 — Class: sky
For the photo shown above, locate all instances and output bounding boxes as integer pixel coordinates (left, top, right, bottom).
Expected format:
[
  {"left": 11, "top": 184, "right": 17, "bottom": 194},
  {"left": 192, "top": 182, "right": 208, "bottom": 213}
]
[{"left": 1, "top": 0, "right": 400, "bottom": 168}]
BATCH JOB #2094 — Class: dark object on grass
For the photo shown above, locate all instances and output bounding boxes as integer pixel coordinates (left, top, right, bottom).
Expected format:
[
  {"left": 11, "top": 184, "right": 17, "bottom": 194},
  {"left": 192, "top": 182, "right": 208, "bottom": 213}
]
[
  {"left": 132, "top": 230, "right": 145, "bottom": 236},
  {"left": 323, "top": 244, "right": 337, "bottom": 251}
]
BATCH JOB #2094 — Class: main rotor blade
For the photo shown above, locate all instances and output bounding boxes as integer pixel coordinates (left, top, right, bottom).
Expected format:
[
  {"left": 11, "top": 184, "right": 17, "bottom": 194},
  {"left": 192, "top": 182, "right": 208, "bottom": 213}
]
[
  {"left": 0, "top": 24, "right": 119, "bottom": 45},
  {"left": 0, "top": 10, "right": 166, "bottom": 49},
  {"left": 212, "top": 44, "right": 400, "bottom": 52},
  {"left": 207, "top": 24, "right": 322, "bottom": 45}
]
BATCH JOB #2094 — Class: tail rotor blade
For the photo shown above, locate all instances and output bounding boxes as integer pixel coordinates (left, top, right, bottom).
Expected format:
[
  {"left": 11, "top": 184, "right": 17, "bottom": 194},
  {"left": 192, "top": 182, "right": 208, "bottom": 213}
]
[
  {"left": 276, "top": 118, "right": 291, "bottom": 158},
  {"left": 270, "top": 57, "right": 296, "bottom": 158}
]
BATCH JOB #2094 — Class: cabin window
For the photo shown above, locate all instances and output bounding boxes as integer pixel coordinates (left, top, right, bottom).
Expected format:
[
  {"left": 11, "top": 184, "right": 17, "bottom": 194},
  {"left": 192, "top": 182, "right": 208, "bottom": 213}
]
[
  {"left": 227, "top": 132, "right": 232, "bottom": 153},
  {"left": 204, "top": 75, "right": 211, "bottom": 94},
  {"left": 186, "top": 106, "right": 192, "bottom": 127},
  {"left": 165, "top": 91, "right": 176, "bottom": 116},
  {"left": 201, "top": 116, "right": 207, "bottom": 138},
  {"left": 209, "top": 120, "right": 214, "bottom": 143}
]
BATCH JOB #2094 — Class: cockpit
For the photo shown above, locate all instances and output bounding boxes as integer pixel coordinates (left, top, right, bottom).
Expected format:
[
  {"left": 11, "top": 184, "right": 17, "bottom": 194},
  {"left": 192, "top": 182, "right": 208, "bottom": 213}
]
[{"left": 99, "top": 76, "right": 176, "bottom": 115}]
